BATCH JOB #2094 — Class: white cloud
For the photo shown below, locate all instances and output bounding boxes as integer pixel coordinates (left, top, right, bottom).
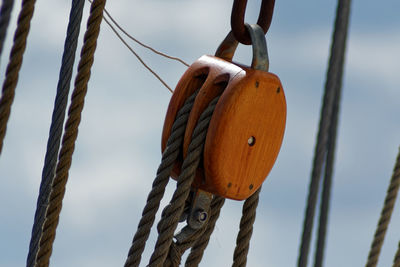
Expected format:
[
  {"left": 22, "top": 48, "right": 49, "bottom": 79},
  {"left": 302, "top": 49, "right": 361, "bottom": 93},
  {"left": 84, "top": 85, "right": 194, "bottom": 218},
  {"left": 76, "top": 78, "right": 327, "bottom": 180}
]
[{"left": 1, "top": 1, "right": 400, "bottom": 266}]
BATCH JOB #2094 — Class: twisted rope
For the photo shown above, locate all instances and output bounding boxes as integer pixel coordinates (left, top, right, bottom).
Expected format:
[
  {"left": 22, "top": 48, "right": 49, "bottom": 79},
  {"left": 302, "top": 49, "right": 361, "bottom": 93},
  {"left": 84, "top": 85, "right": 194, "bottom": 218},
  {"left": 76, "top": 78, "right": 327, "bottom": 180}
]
[
  {"left": 164, "top": 195, "right": 225, "bottom": 267},
  {"left": 185, "top": 196, "right": 225, "bottom": 266},
  {"left": 26, "top": 0, "right": 85, "bottom": 266},
  {"left": 0, "top": 0, "right": 36, "bottom": 155},
  {"left": 124, "top": 90, "right": 199, "bottom": 267},
  {"left": 393, "top": 241, "right": 400, "bottom": 267},
  {"left": 232, "top": 188, "right": 261, "bottom": 267},
  {"left": 148, "top": 97, "right": 220, "bottom": 267},
  {"left": 0, "top": 0, "right": 14, "bottom": 58},
  {"left": 164, "top": 225, "right": 208, "bottom": 267},
  {"left": 366, "top": 149, "right": 400, "bottom": 267},
  {"left": 297, "top": 0, "right": 351, "bottom": 266},
  {"left": 33, "top": 0, "right": 106, "bottom": 265}
]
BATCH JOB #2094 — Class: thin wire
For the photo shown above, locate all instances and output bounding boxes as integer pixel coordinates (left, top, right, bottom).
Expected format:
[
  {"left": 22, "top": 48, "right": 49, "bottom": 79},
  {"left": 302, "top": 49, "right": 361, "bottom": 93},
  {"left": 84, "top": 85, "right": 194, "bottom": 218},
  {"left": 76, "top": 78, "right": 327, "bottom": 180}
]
[
  {"left": 102, "top": 15, "right": 173, "bottom": 93},
  {"left": 102, "top": 6, "right": 189, "bottom": 67},
  {"left": 88, "top": 0, "right": 190, "bottom": 93}
]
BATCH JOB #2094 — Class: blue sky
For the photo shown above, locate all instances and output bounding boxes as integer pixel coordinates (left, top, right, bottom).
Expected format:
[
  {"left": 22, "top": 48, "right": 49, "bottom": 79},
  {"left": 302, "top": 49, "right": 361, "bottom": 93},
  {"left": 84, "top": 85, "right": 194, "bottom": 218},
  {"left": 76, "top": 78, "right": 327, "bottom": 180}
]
[{"left": 0, "top": 0, "right": 399, "bottom": 266}]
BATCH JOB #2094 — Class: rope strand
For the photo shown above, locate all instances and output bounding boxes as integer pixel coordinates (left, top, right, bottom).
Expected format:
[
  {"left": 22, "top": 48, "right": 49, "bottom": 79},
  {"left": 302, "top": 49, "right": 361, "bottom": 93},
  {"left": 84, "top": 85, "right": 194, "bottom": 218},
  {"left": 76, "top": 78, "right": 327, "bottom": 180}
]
[
  {"left": 366, "top": 148, "right": 400, "bottom": 267},
  {"left": 232, "top": 188, "right": 261, "bottom": 267},
  {"left": 393, "top": 241, "right": 400, "bottom": 267},
  {"left": 148, "top": 97, "right": 220, "bottom": 267},
  {"left": 124, "top": 90, "right": 199, "bottom": 267},
  {"left": 26, "top": 0, "right": 85, "bottom": 266},
  {"left": 164, "top": 222, "right": 209, "bottom": 267},
  {"left": 34, "top": 0, "right": 106, "bottom": 265},
  {"left": 0, "top": 0, "right": 36, "bottom": 155},
  {"left": 0, "top": 0, "right": 15, "bottom": 59}
]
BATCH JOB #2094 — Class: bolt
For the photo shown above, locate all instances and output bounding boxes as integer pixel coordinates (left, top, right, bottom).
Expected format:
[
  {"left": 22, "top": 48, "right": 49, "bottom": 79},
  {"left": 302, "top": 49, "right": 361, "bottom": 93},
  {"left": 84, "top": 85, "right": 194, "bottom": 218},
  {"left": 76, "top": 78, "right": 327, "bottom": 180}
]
[{"left": 194, "top": 210, "right": 208, "bottom": 223}]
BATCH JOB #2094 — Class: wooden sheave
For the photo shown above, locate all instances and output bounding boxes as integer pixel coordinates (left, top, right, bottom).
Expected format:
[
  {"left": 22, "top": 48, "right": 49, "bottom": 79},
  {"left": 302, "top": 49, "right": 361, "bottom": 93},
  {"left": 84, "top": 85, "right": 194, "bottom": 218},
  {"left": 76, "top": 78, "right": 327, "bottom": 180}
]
[{"left": 161, "top": 54, "right": 286, "bottom": 200}]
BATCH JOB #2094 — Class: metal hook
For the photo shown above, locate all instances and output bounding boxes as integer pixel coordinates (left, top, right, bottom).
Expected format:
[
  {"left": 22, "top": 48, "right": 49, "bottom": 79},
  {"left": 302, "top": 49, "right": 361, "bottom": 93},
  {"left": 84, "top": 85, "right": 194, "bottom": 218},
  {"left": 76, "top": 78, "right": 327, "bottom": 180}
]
[{"left": 215, "top": 24, "right": 269, "bottom": 72}]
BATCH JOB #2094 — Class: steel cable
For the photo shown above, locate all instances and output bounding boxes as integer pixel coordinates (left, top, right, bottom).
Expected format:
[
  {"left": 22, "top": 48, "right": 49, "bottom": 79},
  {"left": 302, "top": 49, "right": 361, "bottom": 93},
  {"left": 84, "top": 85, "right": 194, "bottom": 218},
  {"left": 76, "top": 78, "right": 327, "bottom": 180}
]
[
  {"left": 148, "top": 97, "right": 220, "bottom": 267},
  {"left": 0, "top": 0, "right": 36, "bottom": 155},
  {"left": 33, "top": 0, "right": 106, "bottom": 265},
  {"left": 26, "top": 1, "right": 85, "bottom": 266},
  {"left": 366, "top": 149, "right": 400, "bottom": 267},
  {"left": 313, "top": 1, "right": 351, "bottom": 266},
  {"left": 124, "top": 90, "right": 199, "bottom": 267},
  {"left": 297, "top": 0, "right": 351, "bottom": 266},
  {"left": 0, "top": 0, "right": 14, "bottom": 59}
]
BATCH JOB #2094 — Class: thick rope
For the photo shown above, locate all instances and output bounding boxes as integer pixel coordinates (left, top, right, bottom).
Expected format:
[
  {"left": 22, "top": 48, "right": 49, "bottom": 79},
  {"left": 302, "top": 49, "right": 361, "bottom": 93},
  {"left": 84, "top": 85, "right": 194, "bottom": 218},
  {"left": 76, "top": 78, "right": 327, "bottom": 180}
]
[
  {"left": 366, "top": 149, "right": 400, "bottom": 267},
  {"left": 0, "top": 0, "right": 36, "bottom": 155},
  {"left": 393, "top": 241, "right": 400, "bottom": 267},
  {"left": 185, "top": 196, "right": 225, "bottom": 266},
  {"left": 148, "top": 97, "right": 220, "bottom": 267},
  {"left": 164, "top": 224, "right": 208, "bottom": 267},
  {"left": 26, "top": 0, "right": 85, "bottom": 266},
  {"left": 33, "top": 0, "right": 106, "bottom": 265},
  {"left": 297, "top": 0, "right": 351, "bottom": 266},
  {"left": 0, "top": 0, "right": 15, "bottom": 58},
  {"left": 124, "top": 90, "right": 199, "bottom": 267},
  {"left": 232, "top": 188, "right": 261, "bottom": 267},
  {"left": 165, "top": 195, "right": 225, "bottom": 267}
]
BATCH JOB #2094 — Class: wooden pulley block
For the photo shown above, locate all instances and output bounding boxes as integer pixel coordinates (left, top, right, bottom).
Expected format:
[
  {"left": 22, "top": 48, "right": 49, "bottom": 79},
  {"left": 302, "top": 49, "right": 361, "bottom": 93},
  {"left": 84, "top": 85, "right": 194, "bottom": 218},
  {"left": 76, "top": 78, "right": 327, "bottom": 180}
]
[
  {"left": 162, "top": 24, "right": 286, "bottom": 200},
  {"left": 161, "top": 55, "right": 243, "bottom": 179}
]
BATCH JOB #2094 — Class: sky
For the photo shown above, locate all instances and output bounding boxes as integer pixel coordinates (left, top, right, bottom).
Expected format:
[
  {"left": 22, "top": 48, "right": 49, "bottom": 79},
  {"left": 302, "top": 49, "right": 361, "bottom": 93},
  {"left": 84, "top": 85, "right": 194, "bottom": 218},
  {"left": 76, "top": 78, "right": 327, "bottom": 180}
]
[{"left": 0, "top": 0, "right": 399, "bottom": 266}]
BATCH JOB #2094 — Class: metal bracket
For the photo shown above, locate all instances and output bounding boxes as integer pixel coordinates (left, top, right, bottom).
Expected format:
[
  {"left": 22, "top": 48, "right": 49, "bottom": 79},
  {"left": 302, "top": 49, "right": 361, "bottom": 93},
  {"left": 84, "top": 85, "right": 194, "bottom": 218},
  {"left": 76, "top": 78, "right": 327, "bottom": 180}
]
[{"left": 174, "top": 189, "right": 212, "bottom": 244}]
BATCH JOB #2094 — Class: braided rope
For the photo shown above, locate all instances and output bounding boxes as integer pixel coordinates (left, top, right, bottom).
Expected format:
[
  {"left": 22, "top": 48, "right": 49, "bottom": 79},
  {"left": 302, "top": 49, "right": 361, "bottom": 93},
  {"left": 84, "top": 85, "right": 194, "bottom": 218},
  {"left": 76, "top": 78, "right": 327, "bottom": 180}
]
[
  {"left": 26, "top": 1, "right": 85, "bottom": 265},
  {"left": 297, "top": 1, "right": 351, "bottom": 266},
  {"left": 393, "top": 241, "right": 400, "bottom": 267},
  {"left": 0, "top": 0, "right": 14, "bottom": 58},
  {"left": 33, "top": 0, "right": 106, "bottom": 265},
  {"left": 232, "top": 188, "right": 261, "bottom": 267},
  {"left": 366, "top": 149, "right": 400, "bottom": 267},
  {"left": 0, "top": 0, "right": 36, "bottom": 155},
  {"left": 124, "top": 90, "right": 199, "bottom": 267},
  {"left": 148, "top": 97, "right": 220, "bottom": 267},
  {"left": 185, "top": 196, "right": 225, "bottom": 266}
]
